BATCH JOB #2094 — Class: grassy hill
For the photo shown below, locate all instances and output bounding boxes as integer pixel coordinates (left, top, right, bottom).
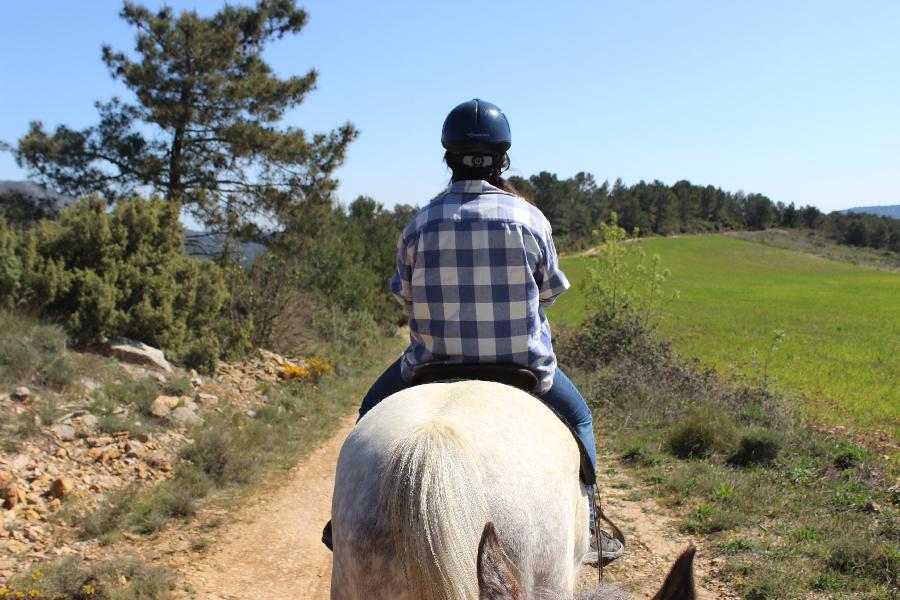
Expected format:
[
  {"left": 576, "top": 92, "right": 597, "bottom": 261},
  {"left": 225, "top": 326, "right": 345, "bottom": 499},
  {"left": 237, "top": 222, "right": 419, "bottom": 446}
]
[{"left": 551, "top": 235, "right": 900, "bottom": 437}]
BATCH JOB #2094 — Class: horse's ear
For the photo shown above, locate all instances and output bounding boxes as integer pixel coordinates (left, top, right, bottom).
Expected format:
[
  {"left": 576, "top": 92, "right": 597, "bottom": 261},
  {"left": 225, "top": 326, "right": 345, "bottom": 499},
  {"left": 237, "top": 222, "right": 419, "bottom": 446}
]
[
  {"left": 477, "top": 522, "right": 525, "bottom": 600},
  {"left": 651, "top": 545, "right": 697, "bottom": 600}
]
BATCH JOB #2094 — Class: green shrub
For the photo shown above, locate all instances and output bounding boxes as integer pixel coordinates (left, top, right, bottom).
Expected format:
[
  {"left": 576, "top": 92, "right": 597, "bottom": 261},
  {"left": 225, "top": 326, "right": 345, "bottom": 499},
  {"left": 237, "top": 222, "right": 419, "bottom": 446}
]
[
  {"left": 666, "top": 405, "right": 738, "bottom": 459},
  {"left": 728, "top": 429, "right": 782, "bottom": 467},
  {"left": 1, "top": 197, "right": 229, "bottom": 371}
]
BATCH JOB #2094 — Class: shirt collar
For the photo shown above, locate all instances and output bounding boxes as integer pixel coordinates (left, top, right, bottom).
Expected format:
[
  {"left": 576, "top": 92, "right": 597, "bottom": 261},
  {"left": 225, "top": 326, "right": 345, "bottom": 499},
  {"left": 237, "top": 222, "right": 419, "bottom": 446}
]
[{"left": 446, "top": 179, "right": 506, "bottom": 195}]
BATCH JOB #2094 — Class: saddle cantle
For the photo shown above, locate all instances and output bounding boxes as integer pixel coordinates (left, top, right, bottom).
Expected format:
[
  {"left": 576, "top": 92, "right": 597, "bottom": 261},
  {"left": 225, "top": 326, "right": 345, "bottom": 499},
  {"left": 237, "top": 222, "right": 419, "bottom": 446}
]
[{"left": 410, "top": 362, "right": 539, "bottom": 393}]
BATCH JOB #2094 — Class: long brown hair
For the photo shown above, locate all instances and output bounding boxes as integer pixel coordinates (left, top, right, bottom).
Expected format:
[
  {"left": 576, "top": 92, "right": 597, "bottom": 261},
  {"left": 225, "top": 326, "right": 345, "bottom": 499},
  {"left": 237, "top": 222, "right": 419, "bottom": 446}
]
[{"left": 444, "top": 152, "right": 523, "bottom": 198}]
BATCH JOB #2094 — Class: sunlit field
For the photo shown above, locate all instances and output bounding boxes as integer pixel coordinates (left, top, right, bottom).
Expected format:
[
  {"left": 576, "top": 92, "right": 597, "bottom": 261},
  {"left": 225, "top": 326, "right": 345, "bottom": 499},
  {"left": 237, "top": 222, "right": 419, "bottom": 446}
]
[{"left": 550, "top": 235, "right": 900, "bottom": 437}]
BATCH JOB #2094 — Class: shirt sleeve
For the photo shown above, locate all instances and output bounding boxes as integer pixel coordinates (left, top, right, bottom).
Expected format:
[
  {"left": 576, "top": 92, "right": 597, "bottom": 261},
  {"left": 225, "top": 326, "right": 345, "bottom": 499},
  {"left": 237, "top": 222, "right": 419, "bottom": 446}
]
[
  {"left": 537, "top": 226, "right": 570, "bottom": 308},
  {"left": 390, "top": 232, "right": 415, "bottom": 313}
]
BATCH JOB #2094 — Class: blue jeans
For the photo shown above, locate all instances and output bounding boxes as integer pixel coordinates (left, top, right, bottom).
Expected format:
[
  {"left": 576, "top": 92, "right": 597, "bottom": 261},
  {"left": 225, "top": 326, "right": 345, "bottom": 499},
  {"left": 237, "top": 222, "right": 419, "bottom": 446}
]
[{"left": 358, "top": 358, "right": 597, "bottom": 482}]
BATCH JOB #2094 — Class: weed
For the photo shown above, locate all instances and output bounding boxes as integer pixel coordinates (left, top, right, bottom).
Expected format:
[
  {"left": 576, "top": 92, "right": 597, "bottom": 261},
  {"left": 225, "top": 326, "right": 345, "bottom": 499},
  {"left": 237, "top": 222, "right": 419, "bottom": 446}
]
[
  {"left": 681, "top": 504, "right": 737, "bottom": 534},
  {"left": 6, "top": 556, "right": 173, "bottom": 599},
  {"left": 710, "top": 482, "right": 736, "bottom": 502},
  {"left": 98, "top": 380, "right": 159, "bottom": 417},
  {"left": 179, "top": 426, "right": 256, "bottom": 485},
  {"left": 191, "top": 537, "right": 213, "bottom": 552},
  {"left": 809, "top": 571, "right": 842, "bottom": 592},
  {"left": 833, "top": 442, "right": 869, "bottom": 470},
  {"left": 96, "top": 414, "right": 147, "bottom": 438},
  {"left": 789, "top": 525, "right": 822, "bottom": 543},
  {"left": 722, "top": 538, "right": 754, "bottom": 553},
  {"left": 665, "top": 405, "right": 737, "bottom": 459},
  {"left": 128, "top": 483, "right": 198, "bottom": 534},
  {"left": 163, "top": 376, "right": 192, "bottom": 397},
  {"left": 0, "top": 312, "right": 77, "bottom": 390},
  {"left": 728, "top": 429, "right": 782, "bottom": 467}
]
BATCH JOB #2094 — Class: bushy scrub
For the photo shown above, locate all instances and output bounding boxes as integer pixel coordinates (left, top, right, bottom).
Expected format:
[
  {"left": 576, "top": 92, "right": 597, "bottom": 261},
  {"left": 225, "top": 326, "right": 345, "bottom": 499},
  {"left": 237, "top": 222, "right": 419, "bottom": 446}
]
[
  {"left": 0, "top": 311, "right": 76, "bottom": 390},
  {"left": 0, "top": 197, "right": 229, "bottom": 371},
  {"left": 728, "top": 429, "right": 782, "bottom": 466},
  {"left": 666, "top": 406, "right": 738, "bottom": 459}
]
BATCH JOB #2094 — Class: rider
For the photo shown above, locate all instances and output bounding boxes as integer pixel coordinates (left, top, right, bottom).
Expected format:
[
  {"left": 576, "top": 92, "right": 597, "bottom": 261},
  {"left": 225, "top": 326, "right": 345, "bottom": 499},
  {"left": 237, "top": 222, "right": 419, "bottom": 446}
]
[{"left": 332, "top": 99, "right": 623, "bottom": 565}]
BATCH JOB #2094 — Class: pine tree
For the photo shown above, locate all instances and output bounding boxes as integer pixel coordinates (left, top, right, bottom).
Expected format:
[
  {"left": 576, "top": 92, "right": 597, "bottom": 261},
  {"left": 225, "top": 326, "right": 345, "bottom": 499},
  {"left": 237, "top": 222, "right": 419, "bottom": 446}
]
[{"left": 15, "top": 0, "right": 356, "bottom": 238}]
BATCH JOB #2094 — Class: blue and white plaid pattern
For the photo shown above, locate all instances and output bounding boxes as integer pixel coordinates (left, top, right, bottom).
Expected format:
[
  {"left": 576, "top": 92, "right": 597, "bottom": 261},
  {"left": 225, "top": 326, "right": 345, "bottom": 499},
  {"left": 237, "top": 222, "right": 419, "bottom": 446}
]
[{"left": 391, "top": 180, "right": 570, "bottom": 393}]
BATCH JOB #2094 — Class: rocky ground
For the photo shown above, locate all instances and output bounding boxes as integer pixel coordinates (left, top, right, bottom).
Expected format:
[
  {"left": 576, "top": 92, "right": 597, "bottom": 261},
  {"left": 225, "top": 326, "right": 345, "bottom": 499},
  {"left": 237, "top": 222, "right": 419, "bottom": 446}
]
[{"left": 0, "top": 344, "right": 310, "bottom": 583}]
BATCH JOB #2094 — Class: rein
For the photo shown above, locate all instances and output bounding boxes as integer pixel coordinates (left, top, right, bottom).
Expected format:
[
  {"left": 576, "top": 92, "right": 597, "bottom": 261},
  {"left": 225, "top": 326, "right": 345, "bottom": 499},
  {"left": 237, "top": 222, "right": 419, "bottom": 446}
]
[{"left": 593, "top": 485, "right": 625, "bottom": 586}]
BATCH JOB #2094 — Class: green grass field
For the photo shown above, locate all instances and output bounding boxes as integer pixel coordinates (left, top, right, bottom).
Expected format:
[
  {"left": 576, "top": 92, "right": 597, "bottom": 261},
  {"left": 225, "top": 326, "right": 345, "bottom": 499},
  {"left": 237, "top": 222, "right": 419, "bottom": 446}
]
[{"left": 550, "top": 235, "right": 900, "bottom": 437}]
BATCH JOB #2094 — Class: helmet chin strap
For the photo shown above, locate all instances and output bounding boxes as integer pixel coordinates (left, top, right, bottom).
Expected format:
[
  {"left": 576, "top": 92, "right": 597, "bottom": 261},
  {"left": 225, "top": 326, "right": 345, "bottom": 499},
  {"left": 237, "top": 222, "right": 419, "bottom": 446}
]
[{"left": 461, "top": 154, "right": 493, "bottom": 168}]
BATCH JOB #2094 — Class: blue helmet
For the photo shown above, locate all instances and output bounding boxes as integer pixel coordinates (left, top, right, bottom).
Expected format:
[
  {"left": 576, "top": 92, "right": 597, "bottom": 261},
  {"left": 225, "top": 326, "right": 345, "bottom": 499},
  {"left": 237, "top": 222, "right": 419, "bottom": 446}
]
[{"left": 441, "top": 98, "right": 511, "bottom": 157}]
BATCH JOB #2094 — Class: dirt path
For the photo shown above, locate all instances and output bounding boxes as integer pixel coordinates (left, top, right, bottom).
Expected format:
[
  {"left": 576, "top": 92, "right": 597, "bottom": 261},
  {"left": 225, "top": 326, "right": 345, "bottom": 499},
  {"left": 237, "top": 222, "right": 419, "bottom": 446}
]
[
  {"left": 574, "top": 450, "right": 737, "bottom": 599},
  {"left": 181, "top": 415, "right": 356, "bottom": 600},
  {"left": 180, "top": 417, "right": 733, "bottom": 599}
]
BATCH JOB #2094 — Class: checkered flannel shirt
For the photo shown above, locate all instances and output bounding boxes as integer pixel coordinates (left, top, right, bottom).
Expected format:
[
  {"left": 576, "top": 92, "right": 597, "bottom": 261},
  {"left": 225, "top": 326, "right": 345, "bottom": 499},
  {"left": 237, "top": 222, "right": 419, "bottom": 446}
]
[{"left": 390, "top": 179, "right": 570, "bottom": 393}]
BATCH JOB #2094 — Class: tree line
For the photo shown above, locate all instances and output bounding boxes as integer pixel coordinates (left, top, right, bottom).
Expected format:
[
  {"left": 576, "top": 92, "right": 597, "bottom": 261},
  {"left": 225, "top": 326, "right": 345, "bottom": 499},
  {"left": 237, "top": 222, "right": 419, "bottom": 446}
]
[{"left": 508, "top": 173, "right": 900, "bottom": 253}]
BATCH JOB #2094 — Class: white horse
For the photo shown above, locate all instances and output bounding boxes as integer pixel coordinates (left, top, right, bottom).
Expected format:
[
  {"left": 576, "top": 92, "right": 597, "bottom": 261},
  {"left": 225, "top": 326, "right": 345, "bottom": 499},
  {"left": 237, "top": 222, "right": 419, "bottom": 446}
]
[{"left": 330, "top": 380, "right": 591, "bottom": 600}]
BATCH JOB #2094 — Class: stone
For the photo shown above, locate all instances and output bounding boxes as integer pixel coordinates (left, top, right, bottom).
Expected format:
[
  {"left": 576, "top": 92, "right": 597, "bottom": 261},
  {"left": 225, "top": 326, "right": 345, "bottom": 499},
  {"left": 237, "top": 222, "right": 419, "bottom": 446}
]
[
  {"left": 51, "top": 424, "right": 76, "bottom": 442},
  {"left": 107, "top": 337, "right": 173, "bottom": 373},
  {"left": 190, "top": 370, "right": 203, "bottom": 388},
  {"left": 0, "top": 471, "right": 18, "bottom": 509},
  {"left": 171, "top": 406, "right": 203, "bottom": 427},
  {"left": 157, "top": 395, "right": 181, "bottom": 409},
  {"left": 147, "top": 371, "right": 167, "bottom": 384},
  {"left": 13, "top": 386, "right": 29, "bottom": 401},
  {"left": 195, "top": 392, "right": 219, "bottom": 408},
  {"left": 49, "top": 477, "right": 74, "bottom": 499},
  {"left": 23, "top": 526, "right": 43, "bottom": 542},
  {"left": 125, "top": 440, "right": 144, "bottom": 457},
  {"left": 78, "top": 414, "right": 99, "bottom": 431},
  {"left": 150, "top": 397, "right": 173, "bottom": 418},
  {"left": 11, "top": 454, "right": 31, "bottom": 470}
]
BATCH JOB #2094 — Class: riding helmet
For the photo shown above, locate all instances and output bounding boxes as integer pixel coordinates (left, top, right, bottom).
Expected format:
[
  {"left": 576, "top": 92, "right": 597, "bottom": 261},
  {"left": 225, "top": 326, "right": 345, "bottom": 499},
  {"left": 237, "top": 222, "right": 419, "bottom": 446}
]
[{"left": 441, "top": 99, "right": 511, "bottom": 157}]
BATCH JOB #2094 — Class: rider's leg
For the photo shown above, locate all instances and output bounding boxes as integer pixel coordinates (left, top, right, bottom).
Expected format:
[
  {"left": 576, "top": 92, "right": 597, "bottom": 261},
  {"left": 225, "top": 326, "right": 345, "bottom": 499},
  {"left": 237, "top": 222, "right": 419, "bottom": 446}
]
[
  {"left": 539, "top": 368, "right": 624, "bottom": 565},
  {"left": 358, "top": 356, "right": 411, "bottom": 421},
  {"left": 537, "top": 366, "right": 597, "bottom": 483}
]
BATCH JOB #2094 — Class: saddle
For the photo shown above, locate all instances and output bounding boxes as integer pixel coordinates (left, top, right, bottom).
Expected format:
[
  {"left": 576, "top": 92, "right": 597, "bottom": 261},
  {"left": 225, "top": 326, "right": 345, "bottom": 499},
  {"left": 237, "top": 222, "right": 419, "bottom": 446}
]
[
  {"left": 410, "top": 363, "right": 594, "bottom": 485},
  {"left": 411, "top": 362, "right": 539, "bottom": 392}
]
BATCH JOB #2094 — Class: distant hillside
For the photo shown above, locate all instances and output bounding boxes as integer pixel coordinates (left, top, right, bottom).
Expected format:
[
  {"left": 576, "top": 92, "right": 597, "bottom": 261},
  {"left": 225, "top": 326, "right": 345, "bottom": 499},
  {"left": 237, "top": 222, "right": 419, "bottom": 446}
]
[
  {"left": 184, "top": 229, "right": 266, "bottom": 264},
  {"left": 1, "top": 180, "right": 265, "bottom": 263},
  {"left": 844, "top": 204, "right": 900, "bottom": 219},
  {"left": 0, "top": 180, "right": 75, "bottom": 218}
]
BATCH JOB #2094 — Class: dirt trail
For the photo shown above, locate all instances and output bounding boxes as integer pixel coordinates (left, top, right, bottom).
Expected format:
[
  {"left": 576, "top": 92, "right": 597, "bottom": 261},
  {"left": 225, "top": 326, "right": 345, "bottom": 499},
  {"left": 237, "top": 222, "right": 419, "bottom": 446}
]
[
  {"left": 181, "top": 415, "right": 356, "bottom": 600},
  {"left": 181, "top": 417, "right": 733, "bottom": 599}
]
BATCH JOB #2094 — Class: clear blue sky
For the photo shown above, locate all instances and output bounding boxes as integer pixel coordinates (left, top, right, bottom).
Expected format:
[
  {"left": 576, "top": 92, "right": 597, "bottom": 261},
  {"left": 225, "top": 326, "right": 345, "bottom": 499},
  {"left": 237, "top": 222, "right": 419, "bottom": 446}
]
[{"left": 1, "top": 0, "right": 898, "bottom": 213}]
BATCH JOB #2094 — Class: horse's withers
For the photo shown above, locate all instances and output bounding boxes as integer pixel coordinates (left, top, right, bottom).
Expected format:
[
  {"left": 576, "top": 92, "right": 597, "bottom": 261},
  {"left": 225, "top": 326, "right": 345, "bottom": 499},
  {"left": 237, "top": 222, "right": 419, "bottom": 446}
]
[{"left": 330, "top": 380, "right": 590, "bottom": 600}]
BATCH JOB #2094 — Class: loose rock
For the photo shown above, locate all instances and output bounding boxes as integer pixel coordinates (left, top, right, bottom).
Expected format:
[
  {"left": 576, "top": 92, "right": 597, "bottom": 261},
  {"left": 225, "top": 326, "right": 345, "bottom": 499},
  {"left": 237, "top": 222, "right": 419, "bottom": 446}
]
[
  {"left": 13, "top": 386, "right": 30, "bottom": 401},
  {"left": 78, "top": 413, "right": 99, "bottom": 431},
  {"left": 171, "top": 406, "right": 203, "bottom": 427},
  {"left": 195, "top": 392, "right": 219, "bottom": 408},
  {"left": 49, "top": 477, "right": 74, "bottom": 499},
  {"left": 107, "top": 337, "right": 173, "bottom": 373},
  {"left": 0, "top": 471, "right": 18, "bottom": 509},
  {"left": 150, "top": 397, "right": 174, "bottom": 418},
  {"left": 51, "top": 424, "right": 77, "bottom": 442}
]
